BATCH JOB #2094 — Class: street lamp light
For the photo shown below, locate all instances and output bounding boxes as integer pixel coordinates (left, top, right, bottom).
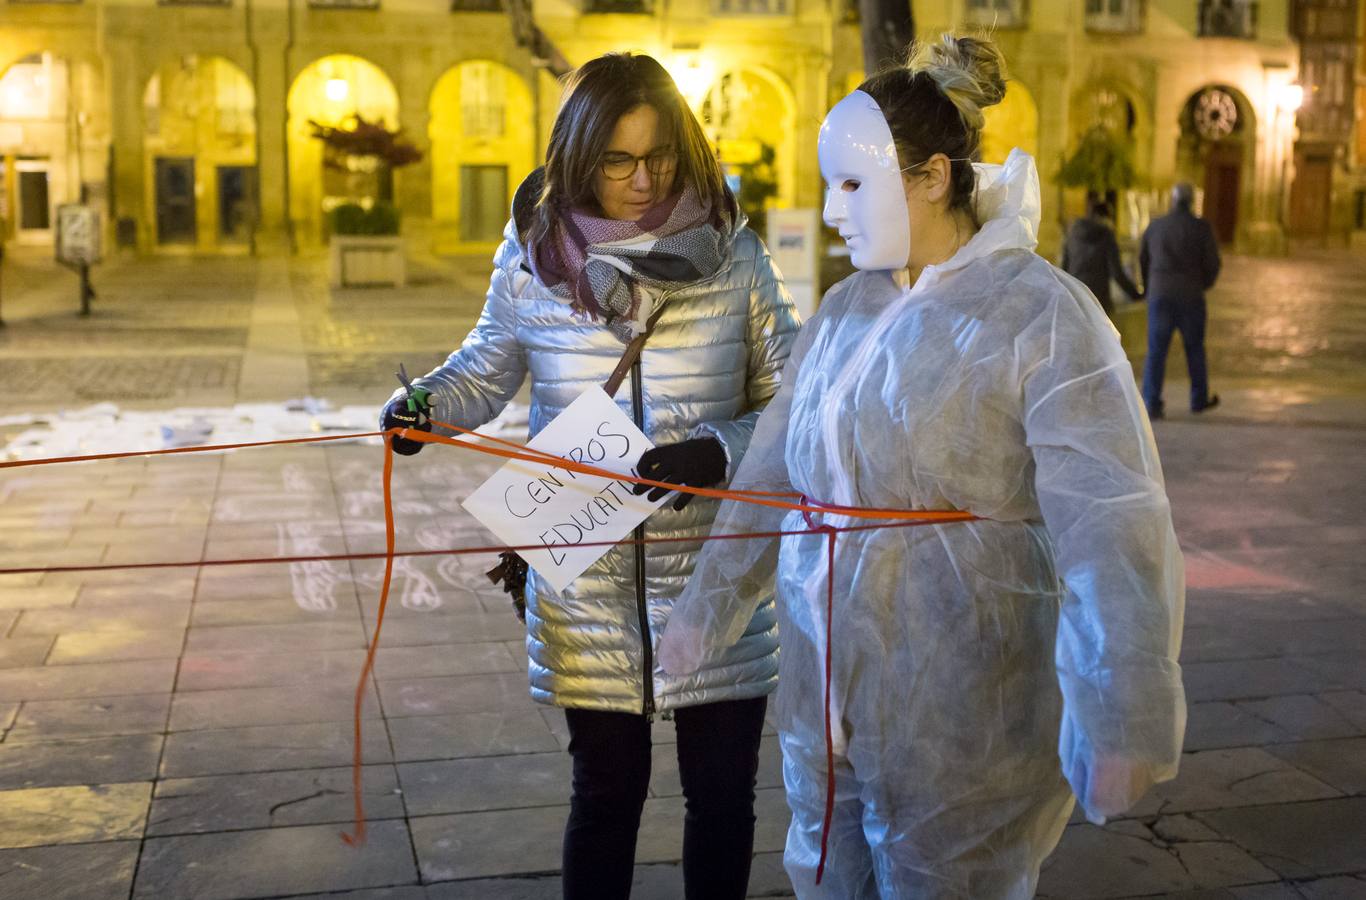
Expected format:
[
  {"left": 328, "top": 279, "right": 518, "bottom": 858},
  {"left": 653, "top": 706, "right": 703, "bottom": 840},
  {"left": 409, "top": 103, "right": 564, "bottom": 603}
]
[
  {"left": 324, "top": 78, "right": 350, "bottom": 103},
  {"left": 1275, "top": 83, "right": 1304, "bottom": 113}
]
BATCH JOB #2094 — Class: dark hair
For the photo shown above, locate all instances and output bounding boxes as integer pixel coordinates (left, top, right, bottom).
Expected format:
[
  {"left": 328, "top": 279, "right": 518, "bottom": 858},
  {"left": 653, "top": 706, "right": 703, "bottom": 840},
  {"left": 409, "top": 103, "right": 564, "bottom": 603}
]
[
  {"left": 1089, "top": 199, "right": 1114, "bottom": 220},
  {"left": 858, "top": 35, "right": 1008, "bottom": 218},
  {"left": 529, "top": 53, "right": 727, "bottom": 245}
]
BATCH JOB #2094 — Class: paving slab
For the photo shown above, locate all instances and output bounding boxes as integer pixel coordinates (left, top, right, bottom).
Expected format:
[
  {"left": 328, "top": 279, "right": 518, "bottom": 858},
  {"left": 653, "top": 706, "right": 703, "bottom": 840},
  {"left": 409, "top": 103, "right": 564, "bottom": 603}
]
[
  {"left": 281, "top": 889, "right": 429, "bottom": 900},
  {"left": 176, "top": 647, "right": 367, "bottom": 692},
  {"left": 386, "top": 710, "right": 560, "bottom": 762},
  {"left": 0, "top": 584, "right": 78, "bottom": 610},
  {"left": 408, "top": 803, "right": 569, "bottom": 881},
  {"left": 1265, "top": 738, "right": 1366, "bottom": 795},
  {"left": 1317, "top": 692, "right": 1366, "bottom": 730},
  {"left": 1198, "top": 798, "right": 1366, "bottom": 879},
  {"left": 378, "top": 672, "right": 530, "bottom": 718},
  {"left": 184, "top": 620, "right": 369, "bottom": 654},
  {"left": 72, "top": 574, "right": 196, "bottom": 606},
  {"left": 0, "top": 635, "right": 53, "bottom": 669},
  {"left": 148, "top": 764, "right": 403, "bottom": 835},
  {"left": 0, "top": 782, "right": 151, "bottom": 848},
  {"left": 46, "top": 628, "right": 186, "bottom": 664},
  {"left": 1235, "top": 695, "right": 1365, "bottom": 743},
  {"left": 424, "top": 876, "right": 562, "bottom": 899},
  {"left": 0, "top": 658, "right": 178, "bottom": 703},
  {"left": 371, "top": 641, "right": 521, "bottom": 680},
  {"left": 189, "top": 596, "right": 362, "bottom": 628},
  {"left": 280, "top": 889, "right": 428, "bottom": 900},
  {"left": 132, "top": 819, "right": 417, "bottom": 899},
  {"left": 0, "top": 733, "right": 163, "bottom": 789},
  {"left": 1182, "top": 657, "right": 1348, "bottom": 703},
  {"left": 0, "top": 840, "right": 140, "bottom": 899},
  {"left": 1185, "top": 701, "right": 1294, "bottom": 751},
  {"left": 1127, "top": 747, "right": 1342, "bottom": 817},
  {"left": 5, "top": 693, "right": 171, "bottom": 742},
  {"left": 648, "top": 733, "right": 785, "bottom": 798},
  {"left": 397, "top": 751, "right": 571, "bottom": 817},
  {"left": 12, "top": 605, "right": 191, "bottom": 636},
  {"left": 160, "top": 719, "right": 393, "bottom": 778},
  {"left": 168, "top": 681, "right": 381, "bottom": 731}
]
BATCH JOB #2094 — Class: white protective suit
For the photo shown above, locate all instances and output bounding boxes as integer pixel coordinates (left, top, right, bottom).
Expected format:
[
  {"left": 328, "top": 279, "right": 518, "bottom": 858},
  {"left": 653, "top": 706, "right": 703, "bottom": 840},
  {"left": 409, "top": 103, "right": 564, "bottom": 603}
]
[{"left": 658, "top": 149, "right": 1186, "bottom": 898}]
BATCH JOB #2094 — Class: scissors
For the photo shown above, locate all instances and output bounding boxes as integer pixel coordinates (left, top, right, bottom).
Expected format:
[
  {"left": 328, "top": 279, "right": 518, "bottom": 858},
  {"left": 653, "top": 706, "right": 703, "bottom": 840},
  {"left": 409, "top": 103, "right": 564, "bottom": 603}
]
[{"left": 395, "top": 363, "right": 433, "bottom": 416}]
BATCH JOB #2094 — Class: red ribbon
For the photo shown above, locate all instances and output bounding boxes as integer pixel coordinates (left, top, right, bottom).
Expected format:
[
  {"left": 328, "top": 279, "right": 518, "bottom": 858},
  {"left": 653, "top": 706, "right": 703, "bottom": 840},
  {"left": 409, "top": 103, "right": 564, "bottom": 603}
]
[{"left": 0, "top": 425, "right": 977, "bottom": 861}]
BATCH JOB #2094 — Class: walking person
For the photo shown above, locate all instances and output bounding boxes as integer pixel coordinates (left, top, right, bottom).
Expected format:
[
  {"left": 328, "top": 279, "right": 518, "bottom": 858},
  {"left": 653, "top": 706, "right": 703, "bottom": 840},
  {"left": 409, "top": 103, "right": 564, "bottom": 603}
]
[
  {"left": 1139, "top": 182, "right": 1222, "bottom": 419},
  {"left": 660, "top": 34, "right": 1185, "bottom": 899},
  {"left": 1061, "top": 198, "right": 1141, "bottom": 317},
  {"left": 379, "top": 52, "right": 800, "bottom": 900}
]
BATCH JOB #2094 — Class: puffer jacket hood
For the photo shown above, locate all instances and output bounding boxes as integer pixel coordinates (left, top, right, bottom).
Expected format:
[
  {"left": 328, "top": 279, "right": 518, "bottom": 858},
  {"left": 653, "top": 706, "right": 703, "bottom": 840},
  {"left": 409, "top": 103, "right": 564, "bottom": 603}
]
[{"left": 408, "top": 175, "right": 799, "bottom": 714}]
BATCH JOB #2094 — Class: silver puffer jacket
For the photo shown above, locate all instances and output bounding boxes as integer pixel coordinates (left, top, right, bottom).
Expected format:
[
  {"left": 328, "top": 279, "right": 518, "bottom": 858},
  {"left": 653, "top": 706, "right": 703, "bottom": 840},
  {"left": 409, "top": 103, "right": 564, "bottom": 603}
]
[{"left": 412, "top": 217, "right": 800, "bottom": 715}]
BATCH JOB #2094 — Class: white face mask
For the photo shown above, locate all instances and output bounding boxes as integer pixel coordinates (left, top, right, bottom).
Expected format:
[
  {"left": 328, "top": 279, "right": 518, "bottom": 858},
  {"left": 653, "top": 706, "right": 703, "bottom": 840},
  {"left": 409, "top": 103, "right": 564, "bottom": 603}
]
[{"left": 818, "top": 91, "right": 911, "bottom": 271}]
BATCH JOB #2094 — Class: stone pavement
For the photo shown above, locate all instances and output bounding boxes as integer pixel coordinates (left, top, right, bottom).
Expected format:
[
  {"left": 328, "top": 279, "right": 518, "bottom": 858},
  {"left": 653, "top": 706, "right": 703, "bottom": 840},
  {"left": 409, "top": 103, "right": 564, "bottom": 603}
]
[{"left": 0, "top": 245, "right": 1364, "bottom": 899}]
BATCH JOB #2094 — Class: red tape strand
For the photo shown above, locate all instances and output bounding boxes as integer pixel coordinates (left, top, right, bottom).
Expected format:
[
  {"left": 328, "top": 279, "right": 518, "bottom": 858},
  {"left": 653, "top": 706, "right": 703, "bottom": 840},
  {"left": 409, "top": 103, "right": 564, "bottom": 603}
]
[{"left": 1, "top": 424, "right": 977, "bottom": 864}]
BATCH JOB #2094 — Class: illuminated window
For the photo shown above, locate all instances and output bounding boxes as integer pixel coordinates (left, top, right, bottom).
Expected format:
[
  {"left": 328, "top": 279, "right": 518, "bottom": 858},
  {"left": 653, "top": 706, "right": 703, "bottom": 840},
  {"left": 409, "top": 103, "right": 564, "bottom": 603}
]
[
  {"left": 1085, "top": 0, "right": 1142, "bottom": 33},
  {"left": 964, "top": 0, "right": 1027, "bottom": 29},
  {"left": 460, "top": 63, "right": 506, "bottom": 141},
  {"left": 1198, "top": 0, "right": 1257, "bottom": 38}
]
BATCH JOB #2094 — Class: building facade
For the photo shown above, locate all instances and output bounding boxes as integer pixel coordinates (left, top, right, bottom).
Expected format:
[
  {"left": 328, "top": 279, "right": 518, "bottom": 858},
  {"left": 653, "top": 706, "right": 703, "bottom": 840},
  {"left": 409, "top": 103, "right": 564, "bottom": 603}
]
[
  {"left": 1, "top": 0, "right": 1307, "bottom": 259},
  {"left": 1288, "top": 0, "right": 1360, "bottom": 244}
]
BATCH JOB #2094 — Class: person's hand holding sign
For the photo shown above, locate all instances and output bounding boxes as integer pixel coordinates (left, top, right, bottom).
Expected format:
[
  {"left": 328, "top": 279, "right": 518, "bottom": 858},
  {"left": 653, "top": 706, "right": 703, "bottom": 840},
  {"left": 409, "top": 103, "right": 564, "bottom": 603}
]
[{"left": 633, "top": 438, "right": 728, "bottom": 511}]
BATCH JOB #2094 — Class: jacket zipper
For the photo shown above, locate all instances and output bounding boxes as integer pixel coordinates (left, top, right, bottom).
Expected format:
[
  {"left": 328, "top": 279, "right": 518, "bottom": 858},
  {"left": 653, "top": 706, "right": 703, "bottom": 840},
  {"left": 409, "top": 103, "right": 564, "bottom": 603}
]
[{"left": 630, "top": 356, "right": 655, "bottom": 718}]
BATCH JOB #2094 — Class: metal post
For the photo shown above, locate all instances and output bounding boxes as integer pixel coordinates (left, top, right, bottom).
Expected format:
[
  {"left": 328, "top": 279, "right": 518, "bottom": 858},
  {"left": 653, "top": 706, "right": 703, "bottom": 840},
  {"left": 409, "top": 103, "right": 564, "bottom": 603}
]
[{"left": 79, "top": 262, "right": 92, "bottom": 316}]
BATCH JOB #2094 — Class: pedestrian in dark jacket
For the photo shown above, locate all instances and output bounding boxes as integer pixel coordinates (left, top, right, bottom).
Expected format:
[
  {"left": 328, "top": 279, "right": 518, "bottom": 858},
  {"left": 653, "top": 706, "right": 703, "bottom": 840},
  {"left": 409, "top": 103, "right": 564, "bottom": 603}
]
[
  {"left": 1061, "top": 199, "right": 1141, "bottom": 317},
  {"left": 1139, "top": 183, "right": 1222, "bottom": 418}
]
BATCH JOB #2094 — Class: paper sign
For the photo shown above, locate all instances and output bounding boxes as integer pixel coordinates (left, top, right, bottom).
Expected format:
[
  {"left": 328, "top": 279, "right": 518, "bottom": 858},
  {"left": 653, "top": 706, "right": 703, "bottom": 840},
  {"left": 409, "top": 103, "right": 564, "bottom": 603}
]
[{"left": 462, "top": 387, "right": 667, "bottom": 593}]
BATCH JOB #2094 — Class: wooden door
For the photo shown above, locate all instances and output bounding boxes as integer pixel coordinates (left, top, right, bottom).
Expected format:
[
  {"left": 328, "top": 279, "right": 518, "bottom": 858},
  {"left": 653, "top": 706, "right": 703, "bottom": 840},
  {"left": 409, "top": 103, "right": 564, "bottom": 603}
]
[{"left": 1202, "top": 142, "right": 1242, "bottom": 244}]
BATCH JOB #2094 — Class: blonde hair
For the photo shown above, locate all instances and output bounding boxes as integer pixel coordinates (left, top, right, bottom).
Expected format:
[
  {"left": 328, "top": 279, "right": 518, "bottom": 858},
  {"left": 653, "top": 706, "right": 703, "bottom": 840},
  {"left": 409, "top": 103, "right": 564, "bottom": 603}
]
[
  {"left": 907, "top": 35, "right": 1008, "bottom": 133},
  {"left": 858, "top": 33, "right": 1009, "bottom": 214}
]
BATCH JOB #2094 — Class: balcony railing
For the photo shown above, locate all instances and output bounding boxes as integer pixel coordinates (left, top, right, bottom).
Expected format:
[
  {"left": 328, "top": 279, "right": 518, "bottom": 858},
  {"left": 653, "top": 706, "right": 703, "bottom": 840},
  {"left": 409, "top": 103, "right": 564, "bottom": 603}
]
[
  {"left": 1198, "top": 0, "right": 1256, "bottom": 39},
  {"left": 583, "top": 0, "right": 651, "bottom": 12},
  {"left": 963, "top": 0, "right": 1027, "bottom": 29},
  {"left": 308, "top": 0, "right": 380, "bottom": 9},
  {"left": 1085, "top": 0, "right": 1141, "bottom": 34},
  {"left": 713, "top": 0, "right": 790, "bottom": 14}
]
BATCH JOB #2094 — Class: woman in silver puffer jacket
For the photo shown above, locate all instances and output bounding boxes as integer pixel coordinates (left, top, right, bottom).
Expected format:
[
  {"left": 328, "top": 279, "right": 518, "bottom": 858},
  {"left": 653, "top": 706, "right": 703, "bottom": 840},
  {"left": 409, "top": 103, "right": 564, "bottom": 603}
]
[{"left": 380, "top": 53, "right": 799, "bottom": 900}]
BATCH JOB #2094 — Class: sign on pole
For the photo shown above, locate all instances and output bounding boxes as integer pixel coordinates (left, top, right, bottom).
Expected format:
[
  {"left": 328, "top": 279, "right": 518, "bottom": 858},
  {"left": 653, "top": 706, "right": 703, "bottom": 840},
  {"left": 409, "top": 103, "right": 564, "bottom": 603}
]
[
  {"left": 55, "top": 204, "right": 102, "bottom": 266},
  {"left": 462, "top": 387, "right": 668, "bottom": 593},
  {"left": 768, "top": 208, "right": 819, "bottom": 320}
]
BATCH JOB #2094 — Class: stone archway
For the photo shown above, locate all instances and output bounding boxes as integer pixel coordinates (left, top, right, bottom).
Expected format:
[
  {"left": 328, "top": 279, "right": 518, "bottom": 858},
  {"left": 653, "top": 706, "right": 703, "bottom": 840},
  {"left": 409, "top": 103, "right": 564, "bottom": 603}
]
[
  {"left": 142, "top": 55, "right": 257, "bottom": 250},
  {"left": 700, "top": 65, "right": 797, "bottom": 234},
  {"left": 0, "top": 52, "right": 73, "bottom": 245},
  {"left": 287, "top": 54, "right": 400, "bottom": 247},
  {"left": 428, "top": 60, "right": 535, "bottom": 253},
  {"left": 1178, "top": 84, "right": 1257, "bottom": 244},
  {"left": 981, "top": 79, "right": 1039, "bottom": 166}
]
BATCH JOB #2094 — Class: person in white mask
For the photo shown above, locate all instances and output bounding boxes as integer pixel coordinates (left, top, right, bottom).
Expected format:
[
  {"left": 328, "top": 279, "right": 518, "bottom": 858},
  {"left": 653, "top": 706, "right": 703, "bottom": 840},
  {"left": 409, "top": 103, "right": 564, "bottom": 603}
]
[{"left": 658, "top": 34, "right": 1186, "bottom": 899}]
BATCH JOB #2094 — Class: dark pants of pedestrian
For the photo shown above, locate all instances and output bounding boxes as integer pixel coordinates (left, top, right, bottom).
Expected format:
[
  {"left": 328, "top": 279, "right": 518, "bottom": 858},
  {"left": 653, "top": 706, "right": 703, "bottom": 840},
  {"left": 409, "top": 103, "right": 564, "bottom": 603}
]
[
  {"left": 561, "top": 695, "right": 767, "bottom": 900},
  {"left": 1142, "top": 295, "right": 1210, "bottom": 414}
]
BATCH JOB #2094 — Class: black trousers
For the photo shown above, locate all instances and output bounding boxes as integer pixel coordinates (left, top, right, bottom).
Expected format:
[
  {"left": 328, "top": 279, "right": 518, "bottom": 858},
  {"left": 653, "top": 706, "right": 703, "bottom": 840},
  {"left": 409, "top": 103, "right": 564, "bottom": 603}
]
[{"left": 561, "top": 695, "right": 768, "bottom": 900}]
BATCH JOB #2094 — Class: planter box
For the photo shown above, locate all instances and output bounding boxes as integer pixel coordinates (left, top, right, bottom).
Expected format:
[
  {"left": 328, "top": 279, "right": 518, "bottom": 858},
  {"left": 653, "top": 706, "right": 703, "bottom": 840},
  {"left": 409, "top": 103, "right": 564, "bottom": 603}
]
[{"left": 329, "top": 235, "right": 406, "bottom": 288}]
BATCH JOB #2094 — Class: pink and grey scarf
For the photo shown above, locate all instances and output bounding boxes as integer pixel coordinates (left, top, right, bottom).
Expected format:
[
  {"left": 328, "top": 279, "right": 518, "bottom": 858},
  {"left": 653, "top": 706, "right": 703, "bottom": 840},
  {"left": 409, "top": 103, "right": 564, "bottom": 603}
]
[{"left": 528, "top": 184, "right": 739, "bottom": 343}]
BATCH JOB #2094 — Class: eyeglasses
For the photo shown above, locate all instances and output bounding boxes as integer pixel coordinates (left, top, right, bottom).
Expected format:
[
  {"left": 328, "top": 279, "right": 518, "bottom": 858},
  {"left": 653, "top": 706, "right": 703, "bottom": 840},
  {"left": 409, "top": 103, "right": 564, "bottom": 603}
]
[{"left": 599, "top": 148, "right": 679, "bottom": 181}]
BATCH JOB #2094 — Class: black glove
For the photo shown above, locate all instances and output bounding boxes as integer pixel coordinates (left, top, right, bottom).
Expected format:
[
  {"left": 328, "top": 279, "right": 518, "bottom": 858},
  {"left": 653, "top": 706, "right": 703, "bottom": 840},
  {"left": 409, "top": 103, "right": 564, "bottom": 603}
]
[
  {"left": 633, "top": 437, "right": 727, "bottom": 512},
  {"left": 380, "top": 394, "right": 431, "bottom": 456},
  {"left": 487, "top": 551, "right": 529, "bottom": 622}
]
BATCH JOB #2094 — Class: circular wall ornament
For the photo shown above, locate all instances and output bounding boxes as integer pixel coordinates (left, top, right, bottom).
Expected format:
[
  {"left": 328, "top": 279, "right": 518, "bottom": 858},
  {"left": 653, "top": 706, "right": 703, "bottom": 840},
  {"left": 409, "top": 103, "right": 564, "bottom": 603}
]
[{"left": 1194, "top": 88, "right": 1238, "bottom": 140}]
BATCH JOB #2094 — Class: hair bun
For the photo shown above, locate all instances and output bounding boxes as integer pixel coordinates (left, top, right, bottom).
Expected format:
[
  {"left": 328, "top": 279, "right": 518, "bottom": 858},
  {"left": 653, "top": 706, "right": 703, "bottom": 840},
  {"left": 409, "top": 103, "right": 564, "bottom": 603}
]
[{"left": 909, "top": 35, "right": 1008, "bottom": 131}]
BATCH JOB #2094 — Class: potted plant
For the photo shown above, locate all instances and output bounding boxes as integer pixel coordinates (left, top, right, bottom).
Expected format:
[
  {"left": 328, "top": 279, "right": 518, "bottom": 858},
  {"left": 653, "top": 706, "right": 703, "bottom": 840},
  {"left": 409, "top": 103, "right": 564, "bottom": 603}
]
[{"left": 312, "top": 115, "right": 421, "bottom": 288}]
